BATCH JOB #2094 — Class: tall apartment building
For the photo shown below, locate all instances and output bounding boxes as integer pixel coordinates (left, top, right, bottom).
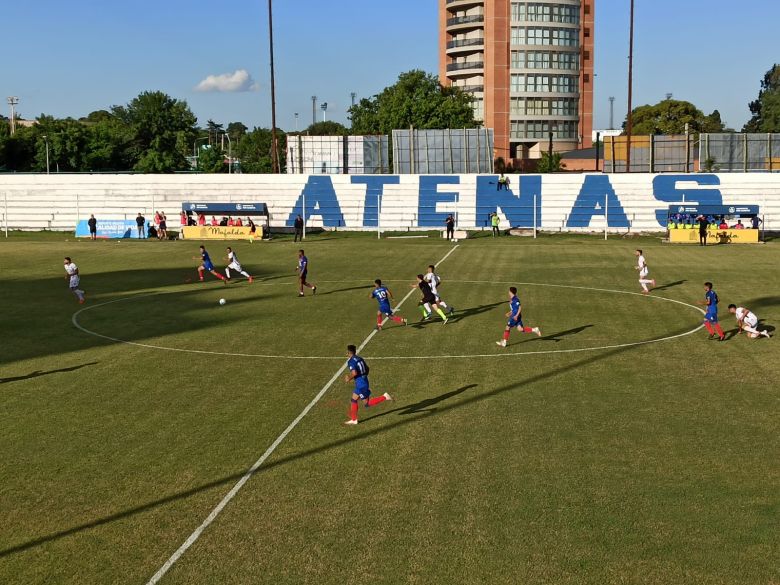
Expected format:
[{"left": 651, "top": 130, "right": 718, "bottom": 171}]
[{"left": 439, "top": 0, "right": 594, "bottom": 165}]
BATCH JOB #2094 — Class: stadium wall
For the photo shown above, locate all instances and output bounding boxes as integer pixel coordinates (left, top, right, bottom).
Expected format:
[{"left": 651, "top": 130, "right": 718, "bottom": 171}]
[{"left": 1, "top": 173, "right": 779, "bottom": 233}]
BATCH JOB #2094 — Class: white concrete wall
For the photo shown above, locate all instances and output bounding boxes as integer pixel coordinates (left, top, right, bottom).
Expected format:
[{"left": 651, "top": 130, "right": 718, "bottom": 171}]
[{"left": 1, "top": 173, "right": 779, "bottom": 233}]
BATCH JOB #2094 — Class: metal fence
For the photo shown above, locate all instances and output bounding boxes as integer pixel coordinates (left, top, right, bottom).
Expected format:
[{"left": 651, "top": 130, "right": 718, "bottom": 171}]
[
  {"left": 700, "top": 133, "right": 780, "bottom": 172},
  {"left": 392, "top": 128, "right": 494, "bottom": 174},
  {"left": 603, "top": 135, "right": 695, "bottom": 173},
  {"left": 286, "top": 135, "right": 390, "bottom": 174}
]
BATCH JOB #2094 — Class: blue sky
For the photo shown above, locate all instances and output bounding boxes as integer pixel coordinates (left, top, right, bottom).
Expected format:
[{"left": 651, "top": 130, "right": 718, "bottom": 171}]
[{"left": 1, "top": 0, "right": 775, "bottom": 132}]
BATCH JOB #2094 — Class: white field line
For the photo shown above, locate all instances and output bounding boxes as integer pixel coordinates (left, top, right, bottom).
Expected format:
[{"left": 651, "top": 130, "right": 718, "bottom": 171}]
[
  {"left": 143, "top": 244, "right": 459, "bottom": 585},
  {"left": 73, "top": 280, "right": 704, "bottom": 361}
]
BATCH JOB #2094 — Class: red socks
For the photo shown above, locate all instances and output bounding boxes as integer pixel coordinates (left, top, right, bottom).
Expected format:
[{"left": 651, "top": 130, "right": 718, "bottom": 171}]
[
  {"left": 522, "top": 327, "right": 533, "bottom": 333},
  {"left": 704, "top": 322, "right": 715, "bottom": 335},
  {"left": 377, "top": 315, "right": 383, "bottom": 327},
  {"left": 349, "top": 401, "right": 358, "bottom": 421},
  {"left": 367, "top": 396, "right": 386, "bottom": 407},
  {"left": 714, "top": 324, "right": 725, "bottom": 338},
  {"left": 503, "top": 331, "right": 510, "bottom": 341},
  {"left": 391, "top": 316, "right": 403, "bottom": 323}
]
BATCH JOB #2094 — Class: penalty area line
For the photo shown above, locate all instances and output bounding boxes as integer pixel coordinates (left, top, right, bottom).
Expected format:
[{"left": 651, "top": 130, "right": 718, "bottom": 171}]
[{"left": 144, "top": 243, "right": 459, "bottom": 585}]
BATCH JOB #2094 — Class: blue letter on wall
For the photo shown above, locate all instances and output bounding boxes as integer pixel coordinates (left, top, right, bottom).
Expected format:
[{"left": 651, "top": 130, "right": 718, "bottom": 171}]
[
  {"left": 476, "top": 175, "right": 542, "bottom": 228},
  {"left": 566, "top": 175, "right": 630, "bottom": 228},
  {"left": 652, "top": 174, "right": 721, "bottom": 226},
  {"left": 286, "top": 176, "right": 345, "bottom": 227},
  {"left": 418, "top": 176, "right": 460, "bottom": 227},
  {"left": 351, "top": 175, "right": 400, "bottom": 227}
]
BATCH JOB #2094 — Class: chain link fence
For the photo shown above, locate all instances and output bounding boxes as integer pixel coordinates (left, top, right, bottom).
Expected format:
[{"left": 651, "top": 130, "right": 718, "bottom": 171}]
[
  {"left": 286, "top": 135, "right": 390, "bottom": 174},
  {"left": 392, "top": 128, "right": 494, "bottom": 174},
  {"left": 699, "top": 133, "right": 780, "bottom": 172}
]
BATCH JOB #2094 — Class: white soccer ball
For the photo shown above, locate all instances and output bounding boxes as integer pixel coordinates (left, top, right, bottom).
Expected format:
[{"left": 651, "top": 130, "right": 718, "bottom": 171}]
[{"left": 219, "top": 298, "right": 226, "bottom": 306}]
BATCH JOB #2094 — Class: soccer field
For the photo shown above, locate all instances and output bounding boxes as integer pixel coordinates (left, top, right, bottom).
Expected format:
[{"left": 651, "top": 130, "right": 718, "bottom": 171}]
[{"left": 0, "top": 231, "right": 778, "bottom": 585}]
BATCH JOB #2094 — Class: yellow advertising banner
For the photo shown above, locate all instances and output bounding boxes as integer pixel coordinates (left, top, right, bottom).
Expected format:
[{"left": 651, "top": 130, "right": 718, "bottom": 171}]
[
  {"left": 181, "top": 226, "right": 263, "bottom": 240},
  {"left": 669, "top": 228, "right": 758, "bottom": 244}
]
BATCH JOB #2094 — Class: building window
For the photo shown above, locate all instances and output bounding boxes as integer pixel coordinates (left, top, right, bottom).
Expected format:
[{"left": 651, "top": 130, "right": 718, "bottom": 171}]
[
  {"left": 511, "top": 27, "right": 525, "bottom": 45},
  {"left": 511, "top": 74, "right": 525, "bottom": 92},
  {"left": 511, "top": 51, "right": 525, "bottom": 69},
  {"left": 472, "top": 98, "right": 484, "bottom": 122}
]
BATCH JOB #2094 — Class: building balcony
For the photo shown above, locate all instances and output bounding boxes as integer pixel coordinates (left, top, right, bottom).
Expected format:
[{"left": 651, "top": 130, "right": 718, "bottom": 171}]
[
  {"left": 447, "top": 14, "right": 485, "bottom": 33},
  {"left": 446, "top": 61, "right": 485, "bottom": 75},
  {"left": 445, "top": 0, "right": 483, "bottom": 10},
  {"left": 454, "top": 84, "right": 484, "bottom": 93},
  {"left": 446, "top": 37, "right": 485, "bottom": 55}
]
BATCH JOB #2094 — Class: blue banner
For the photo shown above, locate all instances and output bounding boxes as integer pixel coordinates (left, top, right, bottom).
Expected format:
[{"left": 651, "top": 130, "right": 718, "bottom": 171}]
[
  {"left": 182, "top": 202, "right": 268, "bottom": 214},
  {"left": 667, "top": 204, "right": 759, "bottom": 216},
  {"left": 75, "top": 219, "right": 140, "bottom": 238}
]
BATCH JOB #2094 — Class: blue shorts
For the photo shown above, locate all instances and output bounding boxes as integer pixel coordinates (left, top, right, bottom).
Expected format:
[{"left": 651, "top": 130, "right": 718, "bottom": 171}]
[
  {"left": 299, "top": 271, "right": 308, "bottom": 280},
  {"left": 378, "top": 303, "right": 393, "bottom": 316},
  {"left": 704, "top": 311, "right": 718, "bottom": 323},
  {"left": 354, "top": 378, "right": 371, "bottom": 400},
  {"left": 203, "top": 261, "right": 214, "bottom": 271},
  {"left": 508, "top": 317, "right": 524, "bottom": 328}
]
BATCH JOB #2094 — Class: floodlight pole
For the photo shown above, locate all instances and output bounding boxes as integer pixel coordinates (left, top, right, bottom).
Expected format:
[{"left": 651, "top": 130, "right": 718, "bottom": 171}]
[
  {"left": 268, "top": 0, "right": 280, "bottom": 173},
  {"left": 7, "top": 96, "right": 19, "bottom": 135},
  {"left": 625, "top": 0, "right": 635, "bottom": 173},
  {"left": 224, "top": 133, "right": 232, "bottom": 174},
  {"left": 43, "top": 135, "right": 50, "bottom": 174}
]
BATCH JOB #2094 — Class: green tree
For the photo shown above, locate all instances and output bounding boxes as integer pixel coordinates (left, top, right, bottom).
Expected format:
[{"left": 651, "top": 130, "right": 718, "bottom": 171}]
[
  {"left": 235, "top": 127, "right": 286, "bottom": 173},
  {"left": 349, "top": 70, "right": 476, "bottom": 135},
  {"left": 304, "top": 121, "right": 349, "bottom": 136},
  {"left": 743, "top": 64, "right": 780, "bottom": 132},
  {"left": 226, "top": 121, "right": 248, "bottom": 144},
  {"left": 206, "top": 119, "right": 224, "bottom": 146},
  {"left": 112, "top": 91, "right": 197, "bottom": 173},
  {"left": 625, "top": 99, "right": 725, "bottom": 135},
  {"left": 197, "top": 145, "right": 227, "bottom": 173},
  {"left": 536, "top": 151, "right": 565, "bottom": 173}
]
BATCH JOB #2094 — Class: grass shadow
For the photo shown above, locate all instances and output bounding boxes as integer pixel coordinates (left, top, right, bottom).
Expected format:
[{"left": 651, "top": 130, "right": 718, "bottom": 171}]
[{"left": 0, "top": 362, "right": 98, "bottom": 385}]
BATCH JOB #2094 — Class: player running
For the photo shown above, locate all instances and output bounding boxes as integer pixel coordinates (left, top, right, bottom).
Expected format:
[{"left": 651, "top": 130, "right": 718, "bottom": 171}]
[
  {"left": 297, "top": 249, "right": 317, "bottom": 297},
  {"left": 343, "top": 344, "right": 392, "bottom": 425},
  {"left": 371, "top": 279, "right": 407, "bottom": 330},
  {"left": 63, "top": 257, "right": 86, "bottom": 304},
  {"left": 728, "top": 304, "right": 771, "bottom": 339},
  {"left": 698, "top": 281, "right": 725, "bottom": 341},
  {"left": 224, "top": 247, "right": 253, "bottom": 283},
  {"left": 496, "top": 286, "right": 541, "bottom": 347},
  {"left": 415, "top": 274, "right": 448, "bottom": 324},
  {"left": 421, "top": 264, "right": 454, "bottom": 319},
  {"left": 634, "top": 249, "right": 656, "bottom": 294},
  {"left": 194, "top": 245, "right": 227, "bottom": 283}
]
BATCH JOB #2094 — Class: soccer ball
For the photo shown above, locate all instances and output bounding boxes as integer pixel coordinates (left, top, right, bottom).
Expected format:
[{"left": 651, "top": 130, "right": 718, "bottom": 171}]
[{"left": 219, "top": 298, "right": 226, "bottom": 306}]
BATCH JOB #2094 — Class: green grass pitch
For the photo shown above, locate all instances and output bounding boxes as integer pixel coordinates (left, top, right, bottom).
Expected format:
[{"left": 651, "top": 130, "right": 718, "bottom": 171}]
[{"left": 0, "top": 231, "right": 778, "bottom": 584}]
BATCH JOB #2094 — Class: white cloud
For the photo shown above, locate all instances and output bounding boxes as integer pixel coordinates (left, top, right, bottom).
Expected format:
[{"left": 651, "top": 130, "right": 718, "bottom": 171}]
[{"left": 195, "top": 69, "right": 259, "bottom": 93}]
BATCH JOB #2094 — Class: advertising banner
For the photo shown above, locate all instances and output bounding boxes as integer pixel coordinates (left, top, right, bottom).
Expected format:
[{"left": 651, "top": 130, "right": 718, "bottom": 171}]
[
  {"left": 75, "top": 219, "right": 140, "bottom": 238},
  {"left": 180, "top": 225, "right": 263, "bottom": 240},
  {"left": 669, "top": 229, "right": 759, "bottom": 244}
]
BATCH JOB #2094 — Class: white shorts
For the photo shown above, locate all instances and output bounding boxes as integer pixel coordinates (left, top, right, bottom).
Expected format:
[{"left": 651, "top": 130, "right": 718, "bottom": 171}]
[
  {"left": 743, "top": 315, "right": 758, "bottom": 329},
  {"left": 69, "top": 276, "right": 80, "bottom": 289},
  {"left": 639, "top": 267, "right": 649, "bottom": 278},
  {"left": 228, "top": 261, "right": 242, "bottom": 272}
]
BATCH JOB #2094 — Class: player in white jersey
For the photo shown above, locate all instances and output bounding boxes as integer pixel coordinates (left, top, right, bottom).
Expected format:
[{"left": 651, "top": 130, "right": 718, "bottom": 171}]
[
  {"left": 63, "top": 257, "right": 86, "bottom": 303},
  {"left": 224, "top": 247, "right": 253, "bottom": 283},
  {"left": 421, "top": 264, "right": 454, "bottom": 319},
  {"left": 634, "top": 249, "right": 656, "bottom": 294},
  {"left": 728, "top": 304, "right": 770, "bottom": 338}
]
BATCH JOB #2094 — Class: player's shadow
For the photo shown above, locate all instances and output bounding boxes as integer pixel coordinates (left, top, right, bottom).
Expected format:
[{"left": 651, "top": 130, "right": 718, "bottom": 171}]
[
  {"left": 726, "top": 322, "right": 775, "bottom": 340},
  {"left": 410, "top": 302, "right": 503, "bottom": 328},
  {"left": 0, "top": 362, "right": 98, "bottom": 385},
  {"left": 534, "top": 324, "right": 593, "bottom": 343},
  {"left": 362, "top": 384, "right": 478, "bottom": 422},
  {"left": 652, "top": 280, "right": 686, "bottom": 292}
]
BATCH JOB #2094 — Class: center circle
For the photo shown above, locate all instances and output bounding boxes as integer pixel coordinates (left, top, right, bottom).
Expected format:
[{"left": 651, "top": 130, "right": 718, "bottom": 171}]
[{"left": 72, "top": 281, "right": 705, "bottom": 360}]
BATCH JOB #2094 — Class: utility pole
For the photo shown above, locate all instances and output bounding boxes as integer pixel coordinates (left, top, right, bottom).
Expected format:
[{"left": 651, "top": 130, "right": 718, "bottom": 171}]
[
  {"left": 7, "top": 96, "right": 19, "bottom": 135},
  {"left": 268, "top": 0, "right": 280, "bottom": 173},
  {"left": 608, "top": 96, "right": 615, "bottom": 130},
  {"left": 43, "top": 135, "right": 50, "bottom": 174},
  {"left": 321, "top": 102, "right": 328, "bottom": 122},
  {"left": 294, "top": 112, "right": 299, "bottom": 132},
  {"left": 625, "top": 0, "right": 635, "bottom": 173},
  {"left": 350, "top": 92, "right": 357, "bottom": 107},
  {"left": 311, "top": 96, "right": 317, "bottom": 126}
]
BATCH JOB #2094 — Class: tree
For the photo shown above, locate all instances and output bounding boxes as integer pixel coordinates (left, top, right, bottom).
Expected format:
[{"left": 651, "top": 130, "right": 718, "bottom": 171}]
[
  {"left": 536, "top": 151, "right": 565, "bottom": 173},
  {"left": 624, "top": 99, "right": 725, "bottom": 135},
  {"left": 226, "top": 121, "right": 248, "bottom": 144},
  {"left": 743, "top": 64, "right": 780, "bottom": 132},
  {"left": 206, "top": 119, "right": 224, "bottom": 146},
  {"left": 235, "top": 127, "right": 286, "bottom": 173},
  {"left": 349, "top": 70, "right": 476, "bottom": 135},
  {"left": 197, "top": 145, "right": 227, "bottom": 173},
  {"left": 303, "top": 121, "right": 349, "bottom": 136},
  {"left": 112, "top": 91, "right": 198, "bottom": 173}
]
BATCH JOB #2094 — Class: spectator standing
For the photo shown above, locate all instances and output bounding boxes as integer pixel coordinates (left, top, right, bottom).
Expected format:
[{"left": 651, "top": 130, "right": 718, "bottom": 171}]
[
  {"left": 497, "top": 173, "right": 508, "bottom": 191},
  {"left": 180, "top": 211, "right": 187, "bottom": 228},
  {"left": 751, "top": 215, "right": 762, "bottom": 230},
  {"left": 491, "top": 212, "right": 500, "bottom": 237},
  {"left": 697, "top": 214, "right": 709, "bottom": 246},
  {"left": 294, "top": 214, "right": 304, "bottom": 242},
  {"left": 88, "top": 214, "right": 97, "bottom": 240},
  {"left": 445, "top": 214, "right": 455, "bottom": 240},
  {"left": 198, "top": 213, "right": 206, "bottom": 226},
  {"left": 136, "top": 213, "right": 145, "bottom": 238},
  {"left": 159, "top": 212, "right": 168, "bottom": 240}
]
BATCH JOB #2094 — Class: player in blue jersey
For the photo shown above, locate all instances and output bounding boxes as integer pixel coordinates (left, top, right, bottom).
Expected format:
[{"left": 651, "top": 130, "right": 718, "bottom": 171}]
[
  {"left": 343, "top": 344, "right": 392, "bottom": 425},
  {"left": 296, "top": 249, "right": 317, "bottom": 297},
  {"left": 698, "top": 281, "right": 725, "bottom": 340},
  {"left": 371, "top": 279, "right": 407, "bottom": 330},
  {"left": 496, "top": 286, "right": 541, "bottom": 347},
  {"left": 194, "top": 245, "right": 227, "bottom": 283}
]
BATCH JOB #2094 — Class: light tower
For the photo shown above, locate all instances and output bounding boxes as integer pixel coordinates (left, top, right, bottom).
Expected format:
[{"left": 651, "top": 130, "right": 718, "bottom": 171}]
[
  {"left": 311, "top": 96, "right": 317, "bottom": 126},
  {"left": 7, "top": 96, "right": 19, "bottom": 135},
  {"left": 608, "top": 96, "right": 615, "bottom": 130}
]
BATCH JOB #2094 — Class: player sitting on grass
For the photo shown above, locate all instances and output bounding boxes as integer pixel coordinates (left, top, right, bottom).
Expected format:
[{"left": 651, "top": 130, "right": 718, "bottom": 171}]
[
  {"left": 728, "top": 304, "right": 771, "bottom": 339},
  {"left": 343, "top": 345, "right": 392, "bottom": 425},
  {"left": 496, "top": 286, "right": 541, "bottom": 347},
  {"left": 371, "top": 279, "right": 407, "bottom": 330},
  {"left": 224, "top": 247, "right": 253, "bottom": 283},
  {"left": 194, "top": 245, "right": 227, "bottom": 284}
]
